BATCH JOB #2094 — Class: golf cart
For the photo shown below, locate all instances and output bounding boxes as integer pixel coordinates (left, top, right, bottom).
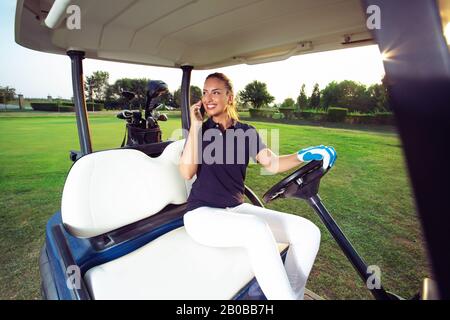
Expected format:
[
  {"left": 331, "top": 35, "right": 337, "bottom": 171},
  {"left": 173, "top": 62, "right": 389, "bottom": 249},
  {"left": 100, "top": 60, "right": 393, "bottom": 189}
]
[{"left": 15, "top": 0, "right": 450, "bottom": 300}]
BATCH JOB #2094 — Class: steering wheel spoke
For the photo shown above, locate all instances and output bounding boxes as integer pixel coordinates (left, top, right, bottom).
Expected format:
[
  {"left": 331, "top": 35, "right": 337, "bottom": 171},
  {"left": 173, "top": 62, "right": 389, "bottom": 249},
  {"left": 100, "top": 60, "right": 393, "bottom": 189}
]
[{"left": 263, "top": 160, "right": 326, "bottom": 203}]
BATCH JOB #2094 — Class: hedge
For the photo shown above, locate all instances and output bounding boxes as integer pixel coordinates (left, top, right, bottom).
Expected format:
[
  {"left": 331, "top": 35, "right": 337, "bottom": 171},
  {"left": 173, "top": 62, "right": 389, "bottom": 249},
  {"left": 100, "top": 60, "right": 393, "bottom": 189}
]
[
  {"left": 295, "top": 111, "right": 327, "bottom": 121},
  {"left": 249, "top": 108, "right": 277, "bottom": 119},
  {"left": 328, "top": 107, "right": 348, "bottom": 122},
  {"left": 345, "top": 113, "right": 395, "bottom": 125},
  {"left": 31, "top": 102, "right": 104, "bottom": 112},
  {"left": 272, "top": 112, "right": 284, "bottom": 120},
  {"left": 86, "top": 103, "right": 104, "bottom": 111},
  {"left": 31, "top": 102, "right": 74, "bottom": 112},
  {"left": 373, "top": 112, "right": 395, "bottom": 125},
  {"left": 248, "top": 107, "right": 394, "bottom": 126},
  {"left": 278, "top": 108, "right": 296, "bottom": 120}
]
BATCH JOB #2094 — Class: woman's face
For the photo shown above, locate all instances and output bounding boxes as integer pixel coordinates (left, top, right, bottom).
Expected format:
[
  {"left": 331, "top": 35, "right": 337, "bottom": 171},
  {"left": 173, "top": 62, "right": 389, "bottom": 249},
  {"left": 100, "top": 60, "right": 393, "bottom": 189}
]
[{"left": 202, "top": 77, "right": 233, "bottom": 118}]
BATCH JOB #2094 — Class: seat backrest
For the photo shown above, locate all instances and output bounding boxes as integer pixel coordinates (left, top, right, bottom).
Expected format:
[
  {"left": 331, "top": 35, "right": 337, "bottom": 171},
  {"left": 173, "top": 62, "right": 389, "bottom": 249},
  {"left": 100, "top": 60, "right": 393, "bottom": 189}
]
[{"left": 61, "top": 139, "right": 192, "bottom": 238}]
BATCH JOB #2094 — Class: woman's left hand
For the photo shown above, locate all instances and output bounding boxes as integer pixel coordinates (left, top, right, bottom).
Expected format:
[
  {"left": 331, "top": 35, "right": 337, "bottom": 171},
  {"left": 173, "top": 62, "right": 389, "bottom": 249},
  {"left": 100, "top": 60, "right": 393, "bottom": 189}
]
[{"left": 297, "top": 145, "right": 337, "bottom": 170}]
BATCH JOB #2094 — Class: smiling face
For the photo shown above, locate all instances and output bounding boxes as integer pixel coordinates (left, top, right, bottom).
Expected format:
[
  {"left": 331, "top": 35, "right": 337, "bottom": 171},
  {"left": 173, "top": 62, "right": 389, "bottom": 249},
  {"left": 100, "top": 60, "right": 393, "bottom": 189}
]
[{"left": 202, "top": 77, "right": 233, "bottom": 118}]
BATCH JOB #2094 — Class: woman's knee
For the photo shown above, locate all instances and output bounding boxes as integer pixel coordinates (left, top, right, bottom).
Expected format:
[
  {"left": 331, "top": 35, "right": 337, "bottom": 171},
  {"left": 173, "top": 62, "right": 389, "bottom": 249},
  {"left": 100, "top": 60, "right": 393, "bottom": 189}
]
[
  {"left": 245, "top": 216, "right": 276, "bottom": 245},
  {"left": 291, "top": 217, "right": 321, "bottom": 244}
]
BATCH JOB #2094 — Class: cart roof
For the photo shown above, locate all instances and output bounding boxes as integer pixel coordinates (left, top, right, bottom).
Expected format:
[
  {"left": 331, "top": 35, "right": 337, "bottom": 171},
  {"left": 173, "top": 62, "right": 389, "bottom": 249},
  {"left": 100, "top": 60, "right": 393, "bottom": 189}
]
[{"left": 15, "top": 0, "right": 381, "bottom": 69}]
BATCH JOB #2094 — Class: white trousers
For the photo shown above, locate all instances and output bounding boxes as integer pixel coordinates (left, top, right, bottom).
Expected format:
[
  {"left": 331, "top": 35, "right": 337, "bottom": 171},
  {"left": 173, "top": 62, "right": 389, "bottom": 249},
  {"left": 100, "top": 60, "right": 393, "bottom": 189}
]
[{"left": 183, "top": 203, "right": 321, "bottom": 300}]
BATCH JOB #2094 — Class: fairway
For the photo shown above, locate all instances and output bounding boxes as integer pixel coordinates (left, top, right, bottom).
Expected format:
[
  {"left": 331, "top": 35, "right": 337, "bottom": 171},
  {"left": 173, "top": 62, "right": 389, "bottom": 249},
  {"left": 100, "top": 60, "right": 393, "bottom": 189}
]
[{"left": 0, "top": 112, "right": 428, "bottom": 299}]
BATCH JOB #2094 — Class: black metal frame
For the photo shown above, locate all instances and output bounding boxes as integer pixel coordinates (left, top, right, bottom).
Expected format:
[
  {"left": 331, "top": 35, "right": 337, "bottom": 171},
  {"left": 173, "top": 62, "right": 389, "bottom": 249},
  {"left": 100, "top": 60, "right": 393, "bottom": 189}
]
[
  {"left": 181, "top": 65, "right": 193, "bottom": 136},
  {"left": 263, "top": 160, "right": 393, "bottom": 299},
  {"left": 362, "top": 0, "right": 450, "bottom": 299},
  {"left": 67, "top": 50, "right": 92, "bottom": 156},
  {"left": 307, "top": 195, "right": 391, "bottom": 300},
  {"left": 61, "top": 1, "right": 450, "bottom": 298}
]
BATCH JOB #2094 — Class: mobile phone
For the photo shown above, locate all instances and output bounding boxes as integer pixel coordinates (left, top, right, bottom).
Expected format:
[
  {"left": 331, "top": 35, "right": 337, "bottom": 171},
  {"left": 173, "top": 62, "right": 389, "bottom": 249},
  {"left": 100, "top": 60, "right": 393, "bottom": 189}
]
[{"left": 199, "top": 103, "right": 206, "bottom": 117}]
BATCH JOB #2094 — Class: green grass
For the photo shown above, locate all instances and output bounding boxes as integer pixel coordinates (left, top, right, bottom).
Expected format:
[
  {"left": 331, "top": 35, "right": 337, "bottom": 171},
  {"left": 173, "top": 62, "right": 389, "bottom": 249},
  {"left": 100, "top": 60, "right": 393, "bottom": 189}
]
[{"left": 0, "top": 112, "right": 429, "bottom": 300}]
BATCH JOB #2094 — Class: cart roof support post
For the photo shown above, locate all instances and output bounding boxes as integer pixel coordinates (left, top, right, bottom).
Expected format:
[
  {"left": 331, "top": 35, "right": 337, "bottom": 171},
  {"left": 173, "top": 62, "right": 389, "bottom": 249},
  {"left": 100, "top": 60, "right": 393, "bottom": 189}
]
[
  {"left": 363, "top": 0, "right": 450, "bottom": 299},
  {"left": 67, "top": 50, "right": 92, "bottom": 155},
  {"left": 181, "top": 65, "right": 193, "bottom": 137}
]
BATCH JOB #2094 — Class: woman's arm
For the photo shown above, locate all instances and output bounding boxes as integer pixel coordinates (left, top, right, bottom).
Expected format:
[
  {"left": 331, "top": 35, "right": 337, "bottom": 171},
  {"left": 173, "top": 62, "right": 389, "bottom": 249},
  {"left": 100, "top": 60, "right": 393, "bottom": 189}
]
[
  {"left": 256, "top": 145, "right": 338, "bottom": 174},
  {"left": 256, "top": 148, "right": 302, "bottom": 174},
  {"left": 179, "top": 101, "right": 204, "bottom": 180}
]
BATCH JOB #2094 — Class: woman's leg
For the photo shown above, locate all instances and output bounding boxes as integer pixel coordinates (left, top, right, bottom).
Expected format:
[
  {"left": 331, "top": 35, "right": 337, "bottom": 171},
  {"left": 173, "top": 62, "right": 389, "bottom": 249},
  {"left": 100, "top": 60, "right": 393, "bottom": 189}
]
[
  {"left": 184, "top": 207, "right": 296, "bottom": 300},
  {"left": 227, "top": 203, "right": 321, "bottom": 299}
]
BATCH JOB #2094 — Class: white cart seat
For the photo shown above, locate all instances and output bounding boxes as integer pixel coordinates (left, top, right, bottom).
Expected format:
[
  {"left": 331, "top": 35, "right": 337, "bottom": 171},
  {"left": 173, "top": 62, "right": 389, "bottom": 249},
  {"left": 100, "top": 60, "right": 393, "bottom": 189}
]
[{"left": 84, "top": 226, "right": 288, "bottom": 300}]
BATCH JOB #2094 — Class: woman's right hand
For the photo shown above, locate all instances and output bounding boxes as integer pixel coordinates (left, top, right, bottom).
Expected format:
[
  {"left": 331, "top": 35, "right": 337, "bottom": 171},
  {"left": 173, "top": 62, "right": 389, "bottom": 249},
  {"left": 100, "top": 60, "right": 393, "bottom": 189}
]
[{"left": 190, "top": 100, "right": 204, "bottom": 127}]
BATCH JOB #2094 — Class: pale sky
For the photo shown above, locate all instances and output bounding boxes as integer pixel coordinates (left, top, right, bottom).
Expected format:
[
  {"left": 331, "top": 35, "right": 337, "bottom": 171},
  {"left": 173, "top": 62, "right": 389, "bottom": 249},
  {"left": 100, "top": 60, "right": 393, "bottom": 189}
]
[{"left": 0, "top": 0, "right": 386, "bottom": 103}]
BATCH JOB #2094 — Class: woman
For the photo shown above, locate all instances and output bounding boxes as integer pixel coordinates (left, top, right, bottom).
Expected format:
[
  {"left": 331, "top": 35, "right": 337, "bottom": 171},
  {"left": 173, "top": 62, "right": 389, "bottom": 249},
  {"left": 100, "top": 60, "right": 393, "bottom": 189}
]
[{"left": 179, "top": 72, "right": 336, "bottom": 300}]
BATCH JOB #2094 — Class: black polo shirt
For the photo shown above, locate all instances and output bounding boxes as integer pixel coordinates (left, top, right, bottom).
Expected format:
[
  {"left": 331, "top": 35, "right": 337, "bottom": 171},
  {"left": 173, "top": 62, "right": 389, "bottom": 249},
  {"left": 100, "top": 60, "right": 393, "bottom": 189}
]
[{"left": 186, "top": 117, "right": 267, "bottom": 212}]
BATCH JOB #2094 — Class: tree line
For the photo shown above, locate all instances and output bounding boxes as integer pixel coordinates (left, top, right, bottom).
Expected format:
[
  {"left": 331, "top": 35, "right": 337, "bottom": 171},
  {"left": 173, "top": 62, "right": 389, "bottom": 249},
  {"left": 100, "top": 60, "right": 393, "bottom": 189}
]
[
  {"left": 2, "top": 71, "right": 390, "bottom": 114},
  {"left": 85, "top": 70, "right": 390, "bottom": 113},
  {"left": 237, "top": 78, "right": 390, "bottom": 113}
]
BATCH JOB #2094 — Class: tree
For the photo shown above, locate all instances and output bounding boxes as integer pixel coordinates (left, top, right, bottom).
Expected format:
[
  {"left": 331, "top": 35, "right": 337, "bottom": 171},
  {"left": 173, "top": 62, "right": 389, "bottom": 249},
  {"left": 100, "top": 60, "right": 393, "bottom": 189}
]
[
  {"left": 0, "top": 86, "right": 16, "bottom": 103},
  {"left": 84, "top": 71, "right": 110, "bottom": 102},
  {"left": 280, "top": 97, "right": 296, "bottom": 109},
  {"left": 110, "top": 78, "right": 150, "bottom": 109},
  {"left": 235, "top": 94, "right": 251, "bottom": 110},
  {"left": 296, "top": 84, "right": 308, "bottom": 110},
  {"left": 320, "top": 80, "right": 370, "bottom": 112},
  {"left": 173, "top": 85, "right": 202, "bottom": 109},
  {"left": 237, "top": 81, "right": 274, "bottom": 109},
  {"left": 85, "top": 76, "right": 94, "bottom": 102},
  {"left": 309, "top": 83, "right": 320, "bottom": 109},
  {"left": 367, "top": 75, "right": 391, "bottom": 112}
]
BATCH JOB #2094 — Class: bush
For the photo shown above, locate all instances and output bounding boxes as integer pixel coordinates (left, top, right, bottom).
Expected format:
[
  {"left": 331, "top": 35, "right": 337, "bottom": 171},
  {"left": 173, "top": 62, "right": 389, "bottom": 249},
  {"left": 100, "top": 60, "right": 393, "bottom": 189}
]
[
  {"left": 327, "top": 107, "right": 348, "bottom": 122},
  {"left": 278, "top": 108, "right": 296, "bottom": 120},
  {"left": 249, "top": 108, "right": 277, "bottom": 119}
]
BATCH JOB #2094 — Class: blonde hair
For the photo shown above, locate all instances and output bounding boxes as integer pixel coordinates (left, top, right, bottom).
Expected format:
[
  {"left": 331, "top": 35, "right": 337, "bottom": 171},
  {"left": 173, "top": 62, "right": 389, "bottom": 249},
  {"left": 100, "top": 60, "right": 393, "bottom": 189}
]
[{"left": 206, "top": 72, "right": 239, "bottom": 121}]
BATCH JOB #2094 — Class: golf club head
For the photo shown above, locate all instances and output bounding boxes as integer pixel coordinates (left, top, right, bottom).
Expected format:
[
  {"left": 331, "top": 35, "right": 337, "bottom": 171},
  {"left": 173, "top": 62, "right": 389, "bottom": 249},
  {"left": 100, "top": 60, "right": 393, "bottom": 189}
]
[
  {"left": 158, "top": 114, "right": 168, "bottom": 121},
  {"left": 147, "top": 80, "right": 169, "bottom": 101},
  {"left": 152, "top": 110, "right": 160, "bottom": 119},
  {"left": 117, "top": 109, "right": 133, "bottom": 120}
]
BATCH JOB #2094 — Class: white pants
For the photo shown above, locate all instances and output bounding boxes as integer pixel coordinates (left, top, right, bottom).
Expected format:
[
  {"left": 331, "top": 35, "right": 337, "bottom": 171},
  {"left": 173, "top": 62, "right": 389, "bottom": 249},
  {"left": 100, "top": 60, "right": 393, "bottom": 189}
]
[{"left": 183, "top": 203, "right": 321, "bottom": 300}]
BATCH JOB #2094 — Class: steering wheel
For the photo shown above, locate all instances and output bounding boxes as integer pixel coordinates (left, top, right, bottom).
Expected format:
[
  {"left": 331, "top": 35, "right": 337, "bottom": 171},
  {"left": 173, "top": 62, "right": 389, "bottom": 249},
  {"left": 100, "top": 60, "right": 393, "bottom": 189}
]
[{"left": 262, "top": 160, "right": 328, "bottom": 203}]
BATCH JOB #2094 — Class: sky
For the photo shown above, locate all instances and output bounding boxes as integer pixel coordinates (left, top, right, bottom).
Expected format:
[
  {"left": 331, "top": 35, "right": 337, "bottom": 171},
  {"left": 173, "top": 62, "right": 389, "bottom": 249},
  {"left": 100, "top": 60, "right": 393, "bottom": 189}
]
[{"left": 0, "top": 0, "right": 386, "bottom": 103}]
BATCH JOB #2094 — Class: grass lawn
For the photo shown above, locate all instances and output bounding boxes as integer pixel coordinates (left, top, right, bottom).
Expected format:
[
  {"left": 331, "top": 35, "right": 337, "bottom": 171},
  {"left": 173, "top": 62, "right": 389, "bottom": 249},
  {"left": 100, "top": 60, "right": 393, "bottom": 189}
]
[{"left": 0, "top": 111, "right": 429, "bottom": 300}]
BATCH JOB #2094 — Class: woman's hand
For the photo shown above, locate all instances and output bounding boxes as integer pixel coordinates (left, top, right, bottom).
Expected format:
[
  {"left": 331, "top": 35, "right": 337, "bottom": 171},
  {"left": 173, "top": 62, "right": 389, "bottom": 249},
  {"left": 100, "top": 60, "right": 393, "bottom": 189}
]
[
  {"left": 190, "top": 100, "right": 204, "bottom": 127},
  {"left": 297, "top": 145, "right": 337, "bottom": 170}
]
